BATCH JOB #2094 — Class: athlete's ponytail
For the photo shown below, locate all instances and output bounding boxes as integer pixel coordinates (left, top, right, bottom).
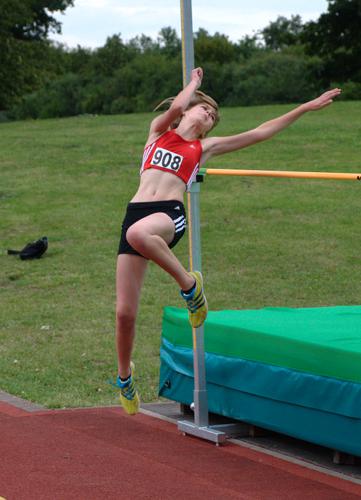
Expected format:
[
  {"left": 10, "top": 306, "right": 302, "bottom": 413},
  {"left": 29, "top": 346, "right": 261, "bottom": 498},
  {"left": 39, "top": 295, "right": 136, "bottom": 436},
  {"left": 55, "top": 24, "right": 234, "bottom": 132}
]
[{"left": 153, "top": 90, "right": 220, "bottom": 135}]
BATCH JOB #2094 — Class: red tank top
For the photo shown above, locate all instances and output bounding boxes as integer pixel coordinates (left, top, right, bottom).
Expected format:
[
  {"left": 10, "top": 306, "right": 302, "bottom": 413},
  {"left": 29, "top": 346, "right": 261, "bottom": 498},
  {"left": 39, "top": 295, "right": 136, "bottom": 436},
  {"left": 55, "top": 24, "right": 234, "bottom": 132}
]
[{"left": 140, "top": 130, "right": 202, "bottom": 190}]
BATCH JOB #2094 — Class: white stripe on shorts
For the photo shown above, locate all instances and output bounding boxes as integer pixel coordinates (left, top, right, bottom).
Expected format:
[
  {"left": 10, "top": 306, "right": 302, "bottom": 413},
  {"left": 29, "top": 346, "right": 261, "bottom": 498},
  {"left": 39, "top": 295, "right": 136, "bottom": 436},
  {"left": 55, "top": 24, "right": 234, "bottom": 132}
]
[
  {"left": 175, "top": 217, "right": 185, "bottom": 227},
  {"left": 175, "top": 220, "right": 186, "bottom": 231}
]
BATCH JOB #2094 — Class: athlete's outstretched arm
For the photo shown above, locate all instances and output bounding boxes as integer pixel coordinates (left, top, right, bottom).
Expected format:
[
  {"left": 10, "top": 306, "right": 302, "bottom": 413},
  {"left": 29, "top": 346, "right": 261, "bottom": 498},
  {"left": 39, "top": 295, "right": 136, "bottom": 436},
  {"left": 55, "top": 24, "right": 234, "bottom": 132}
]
[
  {"left": 201, "top": 88, "right": 341, "bottom": 161},
  {"left": 147, "top": 68, "right": 203, "bottom": 142}
]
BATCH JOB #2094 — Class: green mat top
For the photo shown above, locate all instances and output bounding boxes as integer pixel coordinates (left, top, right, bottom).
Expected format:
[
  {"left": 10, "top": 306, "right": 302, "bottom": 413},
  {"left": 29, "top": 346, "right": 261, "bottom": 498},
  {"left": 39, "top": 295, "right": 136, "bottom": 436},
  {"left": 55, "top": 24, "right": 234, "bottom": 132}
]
[{"left": 162, "top": 306, "right": 361, "bottom": 384}]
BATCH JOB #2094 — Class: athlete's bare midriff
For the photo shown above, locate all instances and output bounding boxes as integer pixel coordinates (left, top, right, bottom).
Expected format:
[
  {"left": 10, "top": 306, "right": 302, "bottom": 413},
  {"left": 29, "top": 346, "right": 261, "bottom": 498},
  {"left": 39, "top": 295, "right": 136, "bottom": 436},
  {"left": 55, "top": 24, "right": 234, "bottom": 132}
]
[{"left": 131, "top": 168, "right": 186, "bottom": 203}]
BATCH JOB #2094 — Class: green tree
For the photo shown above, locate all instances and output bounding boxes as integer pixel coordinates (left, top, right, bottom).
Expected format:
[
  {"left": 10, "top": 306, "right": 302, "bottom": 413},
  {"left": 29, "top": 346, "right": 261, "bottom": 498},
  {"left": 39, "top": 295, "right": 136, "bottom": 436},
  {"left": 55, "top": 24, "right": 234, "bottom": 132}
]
[
  {"left": 236, "top": 34, "right": 262, "bottom": 60},
  {"left": 128, "top": 34, "right": 159, "bottom": 54},
  {"left": 261, "top": 15, "right": 304, "bottom": 51},
  {"left": 0, "top": 0, "right": 73, "bottom": 109},
  {"left": 158, "top": 27, "right": 181, "bottom": 57},
  {"left": 303, "top": 0, "right": 361, "bottom": 83},
  {"left": 90, "top": 34, "right": 134, "bottom": 77},
  {"left": 65, "top": 45, "right": 93, "bottom": 75},
  {"left": 194, "top": 29, "right": 237, "bottom": 64},
  {"left": 228, "top": 52, "right": 323, "bottom": 106},
  {"left": 2, "top": 0, "right": 73, "bottom": 40}
]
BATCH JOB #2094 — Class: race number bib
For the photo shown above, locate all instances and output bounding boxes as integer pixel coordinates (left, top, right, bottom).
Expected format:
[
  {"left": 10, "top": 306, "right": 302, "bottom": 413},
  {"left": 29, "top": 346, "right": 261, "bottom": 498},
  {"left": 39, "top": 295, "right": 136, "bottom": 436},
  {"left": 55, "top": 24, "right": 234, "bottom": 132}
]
[{"left": 150, "top": 147, "right": 183, "bottom": 172}]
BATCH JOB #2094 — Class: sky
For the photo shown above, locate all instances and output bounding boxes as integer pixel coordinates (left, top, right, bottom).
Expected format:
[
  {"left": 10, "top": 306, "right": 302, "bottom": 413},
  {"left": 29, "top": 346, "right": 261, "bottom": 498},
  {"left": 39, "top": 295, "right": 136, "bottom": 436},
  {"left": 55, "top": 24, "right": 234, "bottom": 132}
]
[{"left": 52, "top": 0, "right": 329, "bottom": 49}]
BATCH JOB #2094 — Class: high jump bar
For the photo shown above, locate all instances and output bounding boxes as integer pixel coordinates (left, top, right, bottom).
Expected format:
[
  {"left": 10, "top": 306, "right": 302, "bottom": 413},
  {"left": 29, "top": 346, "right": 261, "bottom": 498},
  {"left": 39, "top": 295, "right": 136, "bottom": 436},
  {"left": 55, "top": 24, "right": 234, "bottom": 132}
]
[{"left": 200, "top": 168, "right": 361, "bottom": 181}]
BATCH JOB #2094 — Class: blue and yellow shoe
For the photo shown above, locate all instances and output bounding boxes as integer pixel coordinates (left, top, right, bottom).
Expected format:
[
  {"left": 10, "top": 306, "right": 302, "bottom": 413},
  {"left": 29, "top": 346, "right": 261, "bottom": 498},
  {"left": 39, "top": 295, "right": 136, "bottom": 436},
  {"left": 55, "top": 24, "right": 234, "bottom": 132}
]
[
  {"left": 180, "top": 271, "right": 208, "bottom": 328},
  {"left": 116, "top": 362, "right": 140, "bottom": 415}
]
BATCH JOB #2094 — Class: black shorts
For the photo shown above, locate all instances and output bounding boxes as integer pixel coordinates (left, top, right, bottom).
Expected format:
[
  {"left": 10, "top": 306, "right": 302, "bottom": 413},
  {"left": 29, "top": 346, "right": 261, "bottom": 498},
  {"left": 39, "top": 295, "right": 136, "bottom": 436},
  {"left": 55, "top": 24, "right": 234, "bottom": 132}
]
[{"left": 118, "top": 200, "right": 187, "bottom": 257}]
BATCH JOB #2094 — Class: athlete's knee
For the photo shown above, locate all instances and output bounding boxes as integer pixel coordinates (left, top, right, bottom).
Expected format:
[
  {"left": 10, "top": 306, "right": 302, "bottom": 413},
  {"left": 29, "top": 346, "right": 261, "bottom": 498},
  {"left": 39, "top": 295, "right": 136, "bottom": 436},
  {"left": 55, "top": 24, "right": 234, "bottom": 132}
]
[
  {"left": 126, "top": 226, "right": 147, "bottom": 252},
  {"left": 116, "top": 304, "right": 136, "bottom": 329}
]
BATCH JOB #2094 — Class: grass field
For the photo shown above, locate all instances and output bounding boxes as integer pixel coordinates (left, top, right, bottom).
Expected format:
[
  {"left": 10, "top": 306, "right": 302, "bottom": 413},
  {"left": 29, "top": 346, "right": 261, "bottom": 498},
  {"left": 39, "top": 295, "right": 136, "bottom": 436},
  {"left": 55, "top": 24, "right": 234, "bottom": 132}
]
[{"left": 1, "top": 101, "right": 361, "bottom": 408}]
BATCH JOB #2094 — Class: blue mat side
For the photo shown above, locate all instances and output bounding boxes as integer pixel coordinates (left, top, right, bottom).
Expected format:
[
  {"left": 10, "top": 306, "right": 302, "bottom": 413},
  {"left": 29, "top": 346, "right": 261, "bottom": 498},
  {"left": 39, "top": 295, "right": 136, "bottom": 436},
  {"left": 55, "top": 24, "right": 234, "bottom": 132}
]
[
  {"left": 159, "top": 339, "right": 361, "bottom": 457},
  {"left": 160, "top": 338, "right": 361, "bottom": 418}
]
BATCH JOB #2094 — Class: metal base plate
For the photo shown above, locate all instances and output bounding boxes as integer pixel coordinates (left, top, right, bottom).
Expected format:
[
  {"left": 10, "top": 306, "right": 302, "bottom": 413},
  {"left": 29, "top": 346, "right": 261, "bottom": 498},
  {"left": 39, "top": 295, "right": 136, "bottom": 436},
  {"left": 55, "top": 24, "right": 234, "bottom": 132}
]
[{"left": 178, "top": 420, "right": 248, "bottom": 445}]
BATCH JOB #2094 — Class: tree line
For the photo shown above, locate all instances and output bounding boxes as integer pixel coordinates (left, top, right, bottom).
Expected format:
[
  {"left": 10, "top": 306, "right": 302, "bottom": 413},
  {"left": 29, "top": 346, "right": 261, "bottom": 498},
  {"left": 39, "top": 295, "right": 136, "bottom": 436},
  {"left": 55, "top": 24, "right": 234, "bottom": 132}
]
[{"left": 1, "top": 0, "right": 361, "bottom": 120}]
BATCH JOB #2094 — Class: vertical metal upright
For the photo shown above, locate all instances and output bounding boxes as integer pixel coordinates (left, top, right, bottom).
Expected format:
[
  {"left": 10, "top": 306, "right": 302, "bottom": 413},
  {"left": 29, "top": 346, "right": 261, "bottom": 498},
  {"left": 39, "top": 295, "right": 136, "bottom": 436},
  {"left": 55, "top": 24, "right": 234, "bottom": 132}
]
[
  {"left": 177, "top": 0, "right": 230, "bottom": 444},
  {"left": 177, "top": 1, "right": 246, "bottom": 444}
]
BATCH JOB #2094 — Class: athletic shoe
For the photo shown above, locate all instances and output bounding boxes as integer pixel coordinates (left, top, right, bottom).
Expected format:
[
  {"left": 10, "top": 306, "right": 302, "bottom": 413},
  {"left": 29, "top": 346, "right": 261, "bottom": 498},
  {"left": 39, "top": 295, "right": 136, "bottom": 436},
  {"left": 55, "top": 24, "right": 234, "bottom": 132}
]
[
  {"left": 180, "top": 271, "right": 208, "bottom": 328},
  {"left": 116, "top": 362, "right": 140, "bottom": 415}
]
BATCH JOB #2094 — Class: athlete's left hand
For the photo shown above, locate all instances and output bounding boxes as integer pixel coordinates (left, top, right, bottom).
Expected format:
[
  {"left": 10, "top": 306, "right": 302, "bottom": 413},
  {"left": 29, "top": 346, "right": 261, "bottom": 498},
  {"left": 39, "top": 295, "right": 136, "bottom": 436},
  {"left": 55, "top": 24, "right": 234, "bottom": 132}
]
[
  {"left": 191, "top": 67, "right": 203, "bottom": 89},
  {"left": 304, "top": 88, "right": 342, "bottom": 111}
]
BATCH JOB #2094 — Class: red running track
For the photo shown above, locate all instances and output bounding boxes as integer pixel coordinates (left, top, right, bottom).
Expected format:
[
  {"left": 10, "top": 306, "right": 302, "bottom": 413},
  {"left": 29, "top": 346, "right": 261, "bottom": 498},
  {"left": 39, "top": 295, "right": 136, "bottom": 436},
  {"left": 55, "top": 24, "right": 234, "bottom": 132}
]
[{"left": 1, "top": 401, "right": 361, "bottom": 500}]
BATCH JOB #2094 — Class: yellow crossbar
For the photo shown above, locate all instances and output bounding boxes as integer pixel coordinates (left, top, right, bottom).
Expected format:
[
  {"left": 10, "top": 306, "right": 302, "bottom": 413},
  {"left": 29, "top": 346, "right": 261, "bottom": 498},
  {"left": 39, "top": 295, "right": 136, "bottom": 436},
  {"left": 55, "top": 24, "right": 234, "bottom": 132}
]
[{"left": 202, "top": 169, "right": 361, "bottom": 181}]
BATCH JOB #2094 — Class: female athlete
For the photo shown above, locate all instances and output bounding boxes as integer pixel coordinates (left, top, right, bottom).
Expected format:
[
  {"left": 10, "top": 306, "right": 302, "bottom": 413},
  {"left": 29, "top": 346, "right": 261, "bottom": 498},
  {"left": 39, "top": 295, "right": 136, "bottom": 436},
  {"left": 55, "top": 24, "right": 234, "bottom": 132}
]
[{"left": 114, "top": 67, "right": 340, "bottom": 414}]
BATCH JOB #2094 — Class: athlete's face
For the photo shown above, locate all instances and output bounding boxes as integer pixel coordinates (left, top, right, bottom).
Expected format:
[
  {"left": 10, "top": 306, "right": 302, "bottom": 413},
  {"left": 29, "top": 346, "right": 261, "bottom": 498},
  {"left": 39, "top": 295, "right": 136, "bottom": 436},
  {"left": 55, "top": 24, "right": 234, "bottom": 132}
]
[{"left": 184, "top": 103, "right": 217, "bottom": 134}]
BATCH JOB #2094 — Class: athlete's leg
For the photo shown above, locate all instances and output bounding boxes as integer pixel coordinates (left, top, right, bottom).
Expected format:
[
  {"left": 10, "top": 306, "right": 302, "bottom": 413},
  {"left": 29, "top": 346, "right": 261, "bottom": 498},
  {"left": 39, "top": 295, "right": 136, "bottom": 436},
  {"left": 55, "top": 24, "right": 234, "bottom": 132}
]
[
  {"left": 116, "top": 253, "right": 148, "bottom": 379},
  {"left": 126, "top": 212, "right": 195, "bottom": 291},
  {"left": 126, "top": 212, "right": 208, "bottom": 330}
]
